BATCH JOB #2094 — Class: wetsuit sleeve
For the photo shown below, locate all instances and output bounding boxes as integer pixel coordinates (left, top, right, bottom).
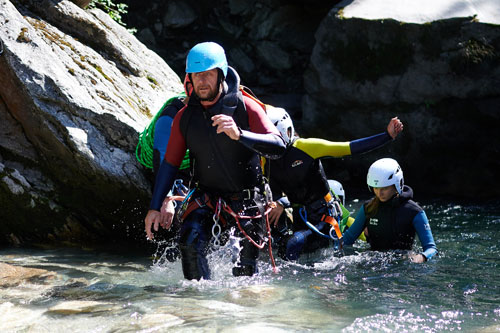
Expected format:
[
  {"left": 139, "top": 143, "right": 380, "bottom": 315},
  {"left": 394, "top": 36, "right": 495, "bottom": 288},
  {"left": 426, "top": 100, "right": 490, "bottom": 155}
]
[
  {"left": 350, "top": 132, "right": 392, "bottom": 155},
  {"left": 150, "top": 161, "right": 178, "bottom": 210},
  {"left": 292, "top": 132, "right": 392, "bottom": 159},
  {"left": 153, "top": 115, "right": 173, "bottom": 173},
  {"left": 292, "top": 138, "right": 351, "bottom": 159},
  {"left": 343, "top": 205, "right": 367, "bottom": 245},
  {"left": 238, "top": 96, "right": 286, "bottom": 159},
  {"left": 149, "top": 109, "right": 187, "bottom": 211},
  {"left": 413, "top": 211, "right": 438, "bottom": 260}
]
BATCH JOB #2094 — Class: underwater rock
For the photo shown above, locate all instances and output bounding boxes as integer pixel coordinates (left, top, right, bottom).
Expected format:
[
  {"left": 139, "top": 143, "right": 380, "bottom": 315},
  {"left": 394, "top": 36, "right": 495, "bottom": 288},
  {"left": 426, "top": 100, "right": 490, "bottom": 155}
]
[
  {"left": 47, "top": 300, "right": 117, "bottom": 314},
  {"left": 0, "top": 262, "right": 58, "bottom": 287}
]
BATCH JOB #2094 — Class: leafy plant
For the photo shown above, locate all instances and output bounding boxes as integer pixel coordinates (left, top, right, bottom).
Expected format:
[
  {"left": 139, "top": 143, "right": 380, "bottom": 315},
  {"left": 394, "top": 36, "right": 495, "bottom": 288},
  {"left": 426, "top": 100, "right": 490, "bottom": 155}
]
[{"left": 88, "top": 0, "right": 137, "bottom": 34}]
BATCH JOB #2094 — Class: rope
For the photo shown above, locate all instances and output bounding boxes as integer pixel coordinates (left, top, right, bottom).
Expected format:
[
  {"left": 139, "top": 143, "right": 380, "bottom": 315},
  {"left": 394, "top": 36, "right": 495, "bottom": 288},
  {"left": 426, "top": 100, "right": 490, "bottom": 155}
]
[
  {"left": 223, "top": 203, "right": 278, "bottom": 273},
  {"left": 135, "top": 94, "right": 186, "bottom": 169}
]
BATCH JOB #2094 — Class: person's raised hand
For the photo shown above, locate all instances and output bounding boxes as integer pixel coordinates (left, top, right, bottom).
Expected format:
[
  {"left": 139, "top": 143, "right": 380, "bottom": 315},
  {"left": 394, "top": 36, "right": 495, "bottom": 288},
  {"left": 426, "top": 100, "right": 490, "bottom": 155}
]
[
  {"left": 211, "top": 114, "right": 240, "bottom": 140},
  {"left": 387, "top": 117, "right": 403, "bottom": 139}
]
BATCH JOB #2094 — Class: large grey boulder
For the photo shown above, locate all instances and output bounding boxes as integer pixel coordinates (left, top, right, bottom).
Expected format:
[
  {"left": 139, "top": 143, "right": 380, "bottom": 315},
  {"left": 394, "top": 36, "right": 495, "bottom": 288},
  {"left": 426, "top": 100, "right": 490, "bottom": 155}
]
[
  {"left": 0, "top": 0, "right": 182, "bottom": 247},
  {"left": 303, "top": 0, "right": 500, "bottom": 197}
]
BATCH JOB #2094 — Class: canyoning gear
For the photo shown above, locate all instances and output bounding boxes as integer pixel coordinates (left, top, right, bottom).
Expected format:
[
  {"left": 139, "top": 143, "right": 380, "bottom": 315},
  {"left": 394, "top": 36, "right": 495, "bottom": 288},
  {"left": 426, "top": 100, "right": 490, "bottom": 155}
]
[
  {"left": 176, "top": 188, "right": 276, "bottom": 279},
  {"left": 149, "top": 67, "right": 283, "bottom": 211},
  {"left": 328, "top": 179, "right": 345, "bottom": 206},
  {"left": 149, "top": 65, "right": 284, "bottom": 280},
  {"left": 342, "top": 185, "right": 437, "bottom": 260},
  {"left": 284, "top": 195, "right": 344, "bottom": 261},
  {"left": 186, "top": 42, "right": 228, "bottom": 77},
  {"left": 367, "top": 158, "right": 404, "bottom": 194},
  {"left": 268, "top": 129, "right": 395, "bottom": 261},
  {"left": 135, "top": 94, "right": 190, "bottom": 172},
  {"left": 267, "top": 106, "right": 295, "bottom": 144}
]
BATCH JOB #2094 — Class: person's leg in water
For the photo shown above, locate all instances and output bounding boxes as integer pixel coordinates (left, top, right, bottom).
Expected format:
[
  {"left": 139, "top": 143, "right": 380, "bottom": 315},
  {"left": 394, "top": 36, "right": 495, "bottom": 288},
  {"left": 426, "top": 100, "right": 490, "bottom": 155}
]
[
  {"left": 232, "top": 218, "right": 260, "bottom": 276},
  {"left": 178, "top": 207, "right": 212, "bottom": 280}
]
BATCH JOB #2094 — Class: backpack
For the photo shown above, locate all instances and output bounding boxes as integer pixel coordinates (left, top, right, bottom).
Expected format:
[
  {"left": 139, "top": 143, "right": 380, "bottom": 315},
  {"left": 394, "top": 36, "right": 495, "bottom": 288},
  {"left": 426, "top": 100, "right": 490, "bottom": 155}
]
[{"left": 135, "top": 93, "right": 187, "bottom": 169}]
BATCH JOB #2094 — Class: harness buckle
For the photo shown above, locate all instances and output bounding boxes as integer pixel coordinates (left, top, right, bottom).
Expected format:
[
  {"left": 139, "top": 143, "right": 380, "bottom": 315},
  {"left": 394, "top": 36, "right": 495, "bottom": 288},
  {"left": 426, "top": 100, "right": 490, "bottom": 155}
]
[
  {"left": 242, "top": 189, "right": 252, "bottom": 200},
  {"left": 195, "top": 197, "right": 206, "bottom": 208}
]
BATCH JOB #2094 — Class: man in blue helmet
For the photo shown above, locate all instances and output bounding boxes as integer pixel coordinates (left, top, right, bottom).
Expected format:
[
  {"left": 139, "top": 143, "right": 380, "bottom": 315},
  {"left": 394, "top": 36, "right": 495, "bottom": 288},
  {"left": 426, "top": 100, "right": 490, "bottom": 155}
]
[{"left": 144, "top": 42, "right": 286, "bottom": 280}]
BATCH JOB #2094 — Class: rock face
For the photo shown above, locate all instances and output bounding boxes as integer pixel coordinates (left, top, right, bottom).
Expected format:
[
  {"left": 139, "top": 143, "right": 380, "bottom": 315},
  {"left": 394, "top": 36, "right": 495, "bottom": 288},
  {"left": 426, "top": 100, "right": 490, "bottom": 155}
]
[
  {"left": 0, "top": 0, "right": 182, "bottom": 247},
  {"left": 303, "top": 1, "right": 500, "bottom": 198}
]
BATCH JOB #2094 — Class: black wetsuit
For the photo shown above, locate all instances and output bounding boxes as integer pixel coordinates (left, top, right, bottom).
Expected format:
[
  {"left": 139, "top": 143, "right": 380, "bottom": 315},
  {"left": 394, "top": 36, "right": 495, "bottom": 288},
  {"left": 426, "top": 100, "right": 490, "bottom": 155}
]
[{"left": 150, "top": 67, "right": 285, "bottom": 280}]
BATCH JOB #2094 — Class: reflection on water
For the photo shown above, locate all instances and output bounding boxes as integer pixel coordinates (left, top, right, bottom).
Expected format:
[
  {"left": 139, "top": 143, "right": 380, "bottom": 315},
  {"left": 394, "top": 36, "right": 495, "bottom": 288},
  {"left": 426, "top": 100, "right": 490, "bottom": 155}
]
[{"left": 0, "top": 201, "right": 499, "bottom": 332}]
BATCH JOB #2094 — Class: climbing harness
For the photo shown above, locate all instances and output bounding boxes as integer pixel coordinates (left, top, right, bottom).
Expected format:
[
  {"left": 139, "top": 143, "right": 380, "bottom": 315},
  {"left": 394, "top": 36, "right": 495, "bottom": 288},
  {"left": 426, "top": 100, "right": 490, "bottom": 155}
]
[
  {"left": 299, "top": 197, "right": 344, "bottom": 250},
  {"left": 222, "top": 200, "right": 277, "bottom": 273},
  {"left": 174, "top": 189, "right": 277, "bottom": 273}
]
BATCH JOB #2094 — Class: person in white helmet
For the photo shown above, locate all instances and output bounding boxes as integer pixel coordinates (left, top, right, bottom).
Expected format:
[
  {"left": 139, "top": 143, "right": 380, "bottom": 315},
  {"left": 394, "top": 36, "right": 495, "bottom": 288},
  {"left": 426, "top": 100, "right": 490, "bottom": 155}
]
[
  {"left": 265, "top": 106, "right": 403, "bottom": 261},
  {"left": 328, "top": 179, "right": 345, "bottom": 206},
  {"left": 342, "top": 158, "right": 437, "bottom": 262}
]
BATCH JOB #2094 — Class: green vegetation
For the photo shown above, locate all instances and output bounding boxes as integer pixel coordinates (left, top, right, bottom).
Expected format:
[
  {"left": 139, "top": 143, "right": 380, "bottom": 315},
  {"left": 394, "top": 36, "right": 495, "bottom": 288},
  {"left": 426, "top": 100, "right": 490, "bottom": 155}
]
[{"left": 88, "top": 0, "right": 136, "bottom": 33}]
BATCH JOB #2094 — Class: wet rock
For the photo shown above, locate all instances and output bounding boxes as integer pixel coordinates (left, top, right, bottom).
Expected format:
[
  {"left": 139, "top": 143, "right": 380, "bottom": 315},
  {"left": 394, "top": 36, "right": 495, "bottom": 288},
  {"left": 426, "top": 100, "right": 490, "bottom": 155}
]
[
  {"left": 132, "top": 313, "right": 184, "bottom": 331},
  {"left": 0, "top": 262, "right": 58, "bottom": 287},
  {"left": 303, "top": 0, "right": 500, "bottom": 197},
  {"left": 47, "top": 300, "right": 116, "bottom": 314},
  {"left": 0, "top": 0, "right": 182, "bottom": 247}
]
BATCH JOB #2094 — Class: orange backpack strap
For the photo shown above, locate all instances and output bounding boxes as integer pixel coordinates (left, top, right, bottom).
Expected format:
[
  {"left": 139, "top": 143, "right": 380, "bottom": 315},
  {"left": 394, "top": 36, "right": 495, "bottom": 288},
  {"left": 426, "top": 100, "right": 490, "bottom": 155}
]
[{"left": 240, "top": 85, "right": 266, "bottom": 112}]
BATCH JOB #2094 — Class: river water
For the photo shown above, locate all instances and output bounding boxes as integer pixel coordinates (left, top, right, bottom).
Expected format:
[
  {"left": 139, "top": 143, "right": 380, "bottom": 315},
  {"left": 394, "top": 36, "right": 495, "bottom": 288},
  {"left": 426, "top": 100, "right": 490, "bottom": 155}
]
[{"left": 1, "top": 200, "right": 499, "bottom": 332}]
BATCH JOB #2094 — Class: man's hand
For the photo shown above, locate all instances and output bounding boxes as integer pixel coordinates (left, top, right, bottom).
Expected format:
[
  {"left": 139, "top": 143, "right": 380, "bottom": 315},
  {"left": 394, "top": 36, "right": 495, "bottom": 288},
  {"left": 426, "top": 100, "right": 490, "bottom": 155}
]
[
  {"left": 211, "top": 114, "right": 240, "bottom": 140},
  {"left": 268, "top": 202, "right": 284, "bottom": 227},
  {"left": 387, "top": 117, "right": 403, "bottom": 139},
  {"left": 160, "top": 198, "right": 176, "bottom": 230},
  {"left": 145, "top": 210, "right": 161, "bottom": 240}
]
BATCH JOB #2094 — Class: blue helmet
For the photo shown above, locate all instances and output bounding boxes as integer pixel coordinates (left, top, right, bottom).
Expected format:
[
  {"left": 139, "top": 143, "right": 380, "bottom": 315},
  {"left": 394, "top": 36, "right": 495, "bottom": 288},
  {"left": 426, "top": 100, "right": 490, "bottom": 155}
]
[{"left": 186, "top": 42, "right": 228, "bottom": 77}]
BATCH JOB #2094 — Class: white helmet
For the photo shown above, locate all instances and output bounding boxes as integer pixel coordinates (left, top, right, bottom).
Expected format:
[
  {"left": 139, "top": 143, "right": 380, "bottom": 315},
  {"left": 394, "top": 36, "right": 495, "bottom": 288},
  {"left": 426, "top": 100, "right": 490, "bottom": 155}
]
[
  {"left": 367, "top": 158, "right": 404, "bottom": 194},
  {"left": 267, "top": 106, "right": 295, "bottom": 143},
  {"left": 328, "top": 179, "right": 345, "bottom": 206}
]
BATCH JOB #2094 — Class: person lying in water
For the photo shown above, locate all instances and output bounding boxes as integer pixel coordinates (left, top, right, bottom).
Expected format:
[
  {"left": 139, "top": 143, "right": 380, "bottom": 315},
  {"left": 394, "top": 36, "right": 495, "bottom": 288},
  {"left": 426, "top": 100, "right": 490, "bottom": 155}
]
[{"left": 342, "top": 158, "right": 438, "bottom": 263}]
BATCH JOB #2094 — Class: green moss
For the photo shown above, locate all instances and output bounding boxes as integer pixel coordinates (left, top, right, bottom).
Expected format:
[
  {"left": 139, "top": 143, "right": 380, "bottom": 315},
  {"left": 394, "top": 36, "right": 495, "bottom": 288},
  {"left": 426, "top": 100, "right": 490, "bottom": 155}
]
[
  {"left": 450, "top": 38, "right": 497, "bottom": 74},
  {"left": 68, "top": 68, "right": 75, "bottom": 75},
  {"left": 146, "top": 75, "right": 158, "bottom": 85},
  {"left": 89, "top": 62, "right": 113, "bottom": 83},
  {"left": 16, "top": 27, "right": 31, "bottom": 43},
  {"left": 336, "top": 9, "right": 345, "bottom": 19}
]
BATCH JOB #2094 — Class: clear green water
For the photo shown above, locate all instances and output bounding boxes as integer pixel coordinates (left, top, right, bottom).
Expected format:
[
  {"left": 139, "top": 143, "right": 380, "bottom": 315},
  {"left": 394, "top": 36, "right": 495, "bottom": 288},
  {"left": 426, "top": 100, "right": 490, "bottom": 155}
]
[{"left": 1, "top": 200, "right": 499, "bottom": 332}]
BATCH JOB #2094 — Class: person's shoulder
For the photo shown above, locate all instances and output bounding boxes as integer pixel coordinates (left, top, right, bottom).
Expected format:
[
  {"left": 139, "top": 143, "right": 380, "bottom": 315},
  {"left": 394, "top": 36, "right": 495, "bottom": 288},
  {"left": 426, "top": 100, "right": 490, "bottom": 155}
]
[
  {"left": 161, "top": 98, "right": 186, "bottom": 118},
  {"left": 242, "top": 94, "right": 265, "bottom": 113}
]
